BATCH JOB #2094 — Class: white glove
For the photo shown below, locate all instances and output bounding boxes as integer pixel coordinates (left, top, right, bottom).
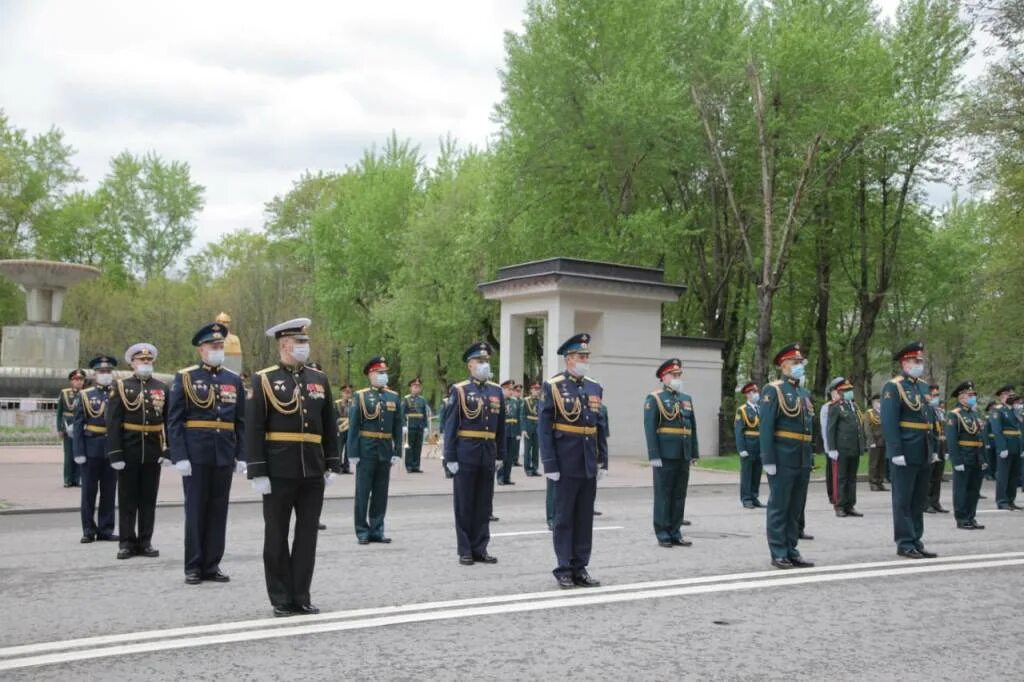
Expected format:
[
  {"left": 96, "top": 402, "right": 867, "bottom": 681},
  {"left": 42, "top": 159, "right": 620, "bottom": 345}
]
[
  {"left": 930, "top": 453, "right": 939, "bottom": 464},
  {"left": 650, "top": 458, "right": 663, "bottom": 468},
  {"left": 892, "top": 455, "right": 907, "bottom": 466},
  {"left": 235, "top": 460, "right": 247, "bottom": 475},
  {"left": 390, "top": 456, "right": 401, "bottom": 466},
  {"left": 597, "top": 468, "right": 607, "bottom": 480},
  {"left": 251, "top": 476, "right": 272, "bottom": 495},
  {"left": 522, "top": 432, "right": 529, "bottom": 440},
  {"left": 954, "top": 464, "right": 965, "bottom": 472},
  {"left": 869, "top": 443, "right": 876, "bottom": 449},
  {"left": 764, "top": 464, "right": 777, "bottom": 476},
  {"left": 324, "top": 472, "right": 338, "bottom": 487},
  {"left": 175, "top": 459, "right": 192, "bottom": 476},
  {"left": 74, "top": 456, "right": 86, "bottom": 464},
  {"left": 546, "top": 472, "right": 561, "bottom": 482},
  {"left": 446, "top": 461, "right": 459, "bottom": 475},
  {"left": 999, "top": 450, "right": 1008, "bottom": 459},
  {"left": 350, "top": 458, "right": 360, "bottom": 468},
  {"left": 158, "top": 457, "right": 172, "bottom": 467},
  {"left": 739, "top": 450, "right": 749, "bottom": 458},
  {"left": 110, "top": 461, "right": 126, "bottom": 471},
  {"left": 828, "top": 450, "right": 839, "bottom": 461}
]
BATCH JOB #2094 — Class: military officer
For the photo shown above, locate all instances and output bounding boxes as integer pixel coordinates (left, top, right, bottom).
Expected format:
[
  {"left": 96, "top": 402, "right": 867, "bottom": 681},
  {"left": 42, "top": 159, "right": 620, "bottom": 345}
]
[
  {"left": 644, "top": 358, "right": 698, "bottom": 547},
  {"left": 826, "top": 378, "right": 866, "bottom": 517},
  {"left": 983, "top": 401, "right": 998, "bottom": 481},
  {"left": 167, "top": 322, "right": 247, "bottom": 584},
  {"left": 512, "top": 383, "right": 524, "bottom": 466},
  {"left": 990, "top": 385, "right": 1022, "bottom": 510},
  {"left": 443, "top": 342, "right": 504, "bottom": 565},
  {"left": 760, "top": 343, "right": 815, "bottom": 570},
  {"left": 58, "top": 369, "right": 85, "bottom": 487},
  {"left": 72, "top": 355, "right": 118, "bottom": 543},
  {"left": 539, "top": 333, "right": 608, "bottom": 588},
  {"left": 881, "top": 341, "right": 939, "bottom": 558},
  {"left": 439, "top": 393, "right": 455, "bottom": 479},
  {"left": 734, "top": 381, "right": 764, "bottom": 509},
  {"left": 497, "top": 380, "right": 518, "bottom": 485},
  {"left": 246, "top": 318, "right": 341, "bottom": 616},
  {"left": 862, "top": 393, "right": 888, "bottom": 491},
  {"left": 403, "top": 378, "right": 428, "bottom": 473},
  {"left": 945, "top": 381, "right": 987, "bottom": 529},
  {"left": 348, "top": 356, "right": 401, "bottom": 544},
  {"left": 107, "top": 343, "right": 167, "bottom": 560},
  {"left": 820, "top": 378, "right": 843, "bottom": 508},
  {"left": 336, "top": 383, "right": 354, "bottom": 474},
  {"left": 924, "top": 384, "right": 950, "bottom": 514},
  {"left": 522, "top": 381, "right": 542, "bottom": 477}
]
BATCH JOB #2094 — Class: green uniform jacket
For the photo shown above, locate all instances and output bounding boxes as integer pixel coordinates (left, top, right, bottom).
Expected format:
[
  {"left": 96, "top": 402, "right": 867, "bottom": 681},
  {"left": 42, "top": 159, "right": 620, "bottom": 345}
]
[
  {"left": 505, "top": 397, "right": 521, "bottom": 441},
  {"left": 402, "top": 394, "right": 428, "bottom": 431},
  {"left": 643, "top": 388, "right": 699, "bottom": 461},
  {"left": 347, "top": 387, "right": 401, "bottom": 461},
  {"left": 826, "top": 401, "right": 866, "bottom": 457},
  {"left": 880, "top": 375, "right": 935, "bottom": 465},
  {"left": 57, "top": 387, "right": 78, "bottom": 436},
  {"left": 989, "top": 402, "right": 1022, "bottom": 454},
  {"left": 861, "top": 408, "right": 883, "bottom": 448},
  {"left": 759, "top": 378, "right": 813, "bottom": 470},
  {"left": 521, "top": 396, "right": 539, "bottom": 436},
  {"left": 733, "top": 402, "right": 761, "bottom": 456},
  {"left": 945, "top": 406, "right": 987, "bottom": 468}
]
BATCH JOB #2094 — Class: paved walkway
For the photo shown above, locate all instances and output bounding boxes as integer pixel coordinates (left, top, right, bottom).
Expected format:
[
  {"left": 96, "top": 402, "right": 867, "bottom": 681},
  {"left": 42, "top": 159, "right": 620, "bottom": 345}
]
[{"left": 0, "top": 445, "right": 740, "bottom": 513}]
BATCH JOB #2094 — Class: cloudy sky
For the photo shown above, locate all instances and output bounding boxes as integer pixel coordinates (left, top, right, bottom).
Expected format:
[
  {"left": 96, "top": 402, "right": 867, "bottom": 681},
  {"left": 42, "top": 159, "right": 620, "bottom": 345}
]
[{"left": 0, "top": 1, "right": 993, "bottom": 248}]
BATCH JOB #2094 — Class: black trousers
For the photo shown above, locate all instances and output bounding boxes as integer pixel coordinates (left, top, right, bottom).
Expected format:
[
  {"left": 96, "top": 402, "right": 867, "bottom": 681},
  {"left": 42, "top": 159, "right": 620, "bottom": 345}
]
[
  {"left": 497, "top": 438, "right": 515, "bottom": 483},
  {"left": 552, "top": 475, "right": 597, "bottom": 578},
  {"left": 405, "top": 429, "right": 424, "bottom": 471},
  {"left": 453, "top": 459, "right": 494, "bottom": 557},
  {"left": 80, "top": 457, "right": 116, "bottom": 536},
  {"left": 927, "top": 458, "right": 945, "bottom": 508},
  {"left": 824, "top": 453, "right": 836, "bottom": 505},
  {"left": 339, "top": 432, "right": 350, "bottom": 471},
  {"left": 833, "top": 456, "right": 859, "bottom": 511},
  {"left": 953, "top": 464, "right": 983, "bottom": 523},
  {"left": 262, "top": 476, "right": 325, "bottom": 608},
  {"left": 118, "top": 461, "right": 161, "bottom": 550},
  {"left": 652, "top": 459, "right": 689, "bottom": 541},
  {"left": 891, "top": 460, "right": 930, "bottom": 552},
  {"left": 62, "top": 436, "right": 80, "bottom": 486},
  {"left": 524, "top": 433, "right": 539, "bottom": 474},
  {"left": 183, "top": 463, "right": 233, "bottom": 574},
  {"left": 995, "top": 450, "right": 1021, "bottom": 506}
]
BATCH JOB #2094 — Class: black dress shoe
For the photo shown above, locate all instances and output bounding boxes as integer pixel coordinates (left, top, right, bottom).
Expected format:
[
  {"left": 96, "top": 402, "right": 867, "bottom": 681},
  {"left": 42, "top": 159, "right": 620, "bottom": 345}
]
[
  {"left": 273, "top": 605, "right": 295, "bottom": 617},
  {"left": 593, "top": 510, "right": 602, "bottom": 516},
  {"left": 97, "top": 534, "right": 119, "bottom": 541},
  {"left": 923, "top": 507, "right": 936, "bottom": 514},
  {"left": 799, "top": 532, "right": 814, "bottom": 540},
  {"left": 789, "top": 557, "right": 815, "bottom": 568},
  {"left": 898, "top": 548, "right": 925, "bottom": 559},
  {"left": 489, "top": 515, "right": 500, "bottom": 522},
  {"left": 81, "top": 535, "right": 95, "bottom": 544},
  {"left": 116, "top": 548, "right": 134, "bottom": 560},
  {"left": 870, "top": 484, "right": 882, "bottom": 491},
  {"left": 681, "top": 519, "right": 691, "bottom": 526},
  {"left": 658, "top": 540, "right": 673, "bottom": 548},
  {"left": 1011, "top": 504, "right": 1024, "bottom": 511},
  {"left": 956, "top": 522, "right": 975, "bottom": 529},
  {"left": 846, "top": 509, "right": 864, "bottom": 517},
  {"left": 357, "top": 538, "right": 370, "bottom": 545},
  {"left": 473, "top": 554, "right": 498, "bottom": 564},
  {"left": 370, "top": 537, "right": 392, "bottom": 544},
  {"left": 933, "top": 505, "right": 950, "bottom": 513},
  {"left": 203, "top": 571, "right": 230, "bottom": 583},
  {"left": 771, "top": 558, "right": 794, "bottom": 570},
  {"left": 459, "top": 555, "right": 475, "bottom": 566},
  {"left": 743, "top": 503, "right": 756, "bottom": 509},
  {"left": 753, "top": 500, "right": 766, "bottom": 508},
  {"left": 185, "top": 572, "right": 202, "bottom": 585},
  {"left": 835, "top": 509, "right": 848, "bottom": 518},
  {"left": 573, "top": 573, "right": 601, "bottom": 587},
  {"left": 556, "top": 575, "right": 575, "bottom": 589},
  {"left": 138, "top": 546, "right": 159, "bottom": 558},
  {"left": 318, "top": 523, "right": 327, "bottom": 530},
  {"left": 295, "top": 604, "right": 320, "bottom": 615},
  {"left": 917, "top": 548, "right": 938, "bottom": 558},
  {"left": 879, "top": 485, "right": 889, "bottom": 491},
  {"left": 971, "top": 521, "right": 985, "bottom": 529},
  {"left": 997, "top": 504, "right": 1014, "bottom": 510},
  {"left": 978, "top": 493, "right": 987, "bottom": 499},
  {"left": 671, "top": 538, "right": 693, "bottom": 547}
]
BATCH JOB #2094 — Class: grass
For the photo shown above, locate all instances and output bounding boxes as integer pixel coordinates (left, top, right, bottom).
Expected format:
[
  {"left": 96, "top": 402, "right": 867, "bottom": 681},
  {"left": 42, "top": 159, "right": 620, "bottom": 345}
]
[
  {"left": 0, "top": 425, "right": 50, "bottom": 433},
  {"left": 693, "top": 452, "right": 952, "bottom": 475}
]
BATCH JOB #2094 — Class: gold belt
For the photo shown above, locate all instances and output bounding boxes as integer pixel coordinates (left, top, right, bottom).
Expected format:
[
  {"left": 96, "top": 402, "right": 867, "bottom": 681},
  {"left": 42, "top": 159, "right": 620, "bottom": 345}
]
[
  {"left": 554, "top": 423, "right": 596, "bottom": 436},
  {"left": 899, "top": 421, "right": 930, "bottom": 431},
  {"left": 526, "top": 416, "right": 538, "bottom": 421},
  {"left": 405, "top": 413, "right": 424, "bottom": 418},
  {"left": 185, "top": 419, "right": 234, "bottom": 431},
  {"left": 84, "top": 424, "right": 107, "bottom": 434},
  {"left": 775, "top": 430, "right": 812, "bottom": 443},
  {"left": 265, "top": 432, "right": 321, "bottom": 444},
  {"left": 657, "top": 427, "right": 692, "bottom": 435},
  {"left": 957, "top": 440, "right": 983, "bottom": 447},
  {"left": 457, "top": 429, "right": 495, "bottom": 440},
  {"left": 123, "top": 423, "right": 163, "bottom": 433},
  {"left": 359, "top": 430, "right": 392, "bottom": 440},
  {"left": 506, "top": 419, "right": 518, "bottom": 424},
  {"left": 1005, "top": 429, "right": 1022, "bottom": 436},
  {"left": 744, "top": 430, "right": 759, "bottom": 436}
]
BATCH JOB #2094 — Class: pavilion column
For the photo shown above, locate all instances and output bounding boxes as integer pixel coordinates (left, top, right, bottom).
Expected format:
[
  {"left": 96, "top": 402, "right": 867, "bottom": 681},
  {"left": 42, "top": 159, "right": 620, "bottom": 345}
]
[{"left": 499, "top": 308, "right": 525, "bottom": 384}]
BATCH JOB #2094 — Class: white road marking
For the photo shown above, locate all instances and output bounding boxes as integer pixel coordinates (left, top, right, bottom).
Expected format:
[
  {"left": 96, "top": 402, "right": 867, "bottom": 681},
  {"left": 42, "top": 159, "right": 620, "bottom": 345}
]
[
  {"left": 1, "top": 552, "right": 1022, "bottom": 670},
  {"left": 491, "top": 525, "right": 623, "bottom": 537},
  {"left": 973, "top": 509, "right": 1017, "bottom": 514}
]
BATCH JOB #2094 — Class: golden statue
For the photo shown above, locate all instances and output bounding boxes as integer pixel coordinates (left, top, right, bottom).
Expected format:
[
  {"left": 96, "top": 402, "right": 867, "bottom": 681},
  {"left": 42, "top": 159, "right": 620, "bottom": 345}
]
[{"left": 215, "top": 311, "right": 244, "bottom": 374}]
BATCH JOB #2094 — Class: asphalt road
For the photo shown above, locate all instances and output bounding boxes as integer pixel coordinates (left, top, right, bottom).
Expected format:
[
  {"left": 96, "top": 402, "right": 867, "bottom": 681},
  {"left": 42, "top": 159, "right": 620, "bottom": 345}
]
[{"left": 1, "top": 479, "right": 1021, "bottom": 680}]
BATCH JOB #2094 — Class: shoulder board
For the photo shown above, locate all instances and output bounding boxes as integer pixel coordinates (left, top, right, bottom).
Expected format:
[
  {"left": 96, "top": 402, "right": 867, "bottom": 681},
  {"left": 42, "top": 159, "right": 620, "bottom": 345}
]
[
  {"left": 453, "top": 380, "right": 469, "bottom": 388},
  {"left": 884, "top": 378, "right": 901, "bottom": 388},
  {"left": 769, "top": 380, "right": 784, "bottom": 387},
  {"left": 334, "top": 397, "right": 344, "bottom": 405},
  {"left": 951, "top": 407, "right": 961, "bottom": 415},
  {"left": 256, "top": 365, "right": 279, "bottom": 375},
  {"left": 549, "top": 374, "right": 566, "bottom": 384},
  {"left": 648, "top": 390, "right": 662, "bottom": 397},
  {"left": 583, "top": 376, "right": 601, "bottom": 386},
  {"left": 355, "top": 387, "right": 372, "bottom": 395},
  {"left": 403, "top": 394, "right": 412, "bottom": 400},
  {"left": 220, "top": 366, "right": 240, "bottom": 377},
  {"left": 384, "top": 388, "right": 399, "bottom": 396},
  {"left": 485, "top": 381, "right": 501, "bottom": 388},
  {"left": 178, "top": 364, "right": 199, "bottom": 374},
  {"left": 304, "top": 365, "right": 326, "bottom": 376},
  {"left": 61, "top": 387, "right": 72, "bottom": 395}
]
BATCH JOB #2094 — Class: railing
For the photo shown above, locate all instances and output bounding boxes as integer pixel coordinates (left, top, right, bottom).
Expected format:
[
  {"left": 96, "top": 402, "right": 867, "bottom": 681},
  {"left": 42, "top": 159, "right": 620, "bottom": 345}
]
[{"left": 0, "top": 397, "right": 61, "bottom": 444}]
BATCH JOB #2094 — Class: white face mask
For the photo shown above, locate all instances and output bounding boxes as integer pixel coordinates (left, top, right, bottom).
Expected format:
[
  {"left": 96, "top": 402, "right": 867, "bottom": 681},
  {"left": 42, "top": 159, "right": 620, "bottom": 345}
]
[
  {"left": 204, "top": 349, "right": 225, "bottom": 367},
  {"left": 472, "top": 362, "right": 491, "bottom": 381},
  {"left": 96, "top": 372, "right": 113, "bottom": 386},
  {"left": 291, "top": 343, "right": 310, "bottom": 364},
  {"left": 135, "top": 363, "right": 153, "bottom": 379},
  {"left": 666, "top": 378, "right": 684, "bottom": 393},
  {"left": 570, "top": 361, "right": 590, "bottom": 377},
  {"left": 749, "top": 392, "right": 760, "bottom": 404},
  {"left": 872, "top": 401, "right": 881, "bottom": 411},
  {"left": 373, "top": 372, "right": 389, "bottom": 387},
  {"left": 907, "top": 363, "right": 925, "bottom": 378}
]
